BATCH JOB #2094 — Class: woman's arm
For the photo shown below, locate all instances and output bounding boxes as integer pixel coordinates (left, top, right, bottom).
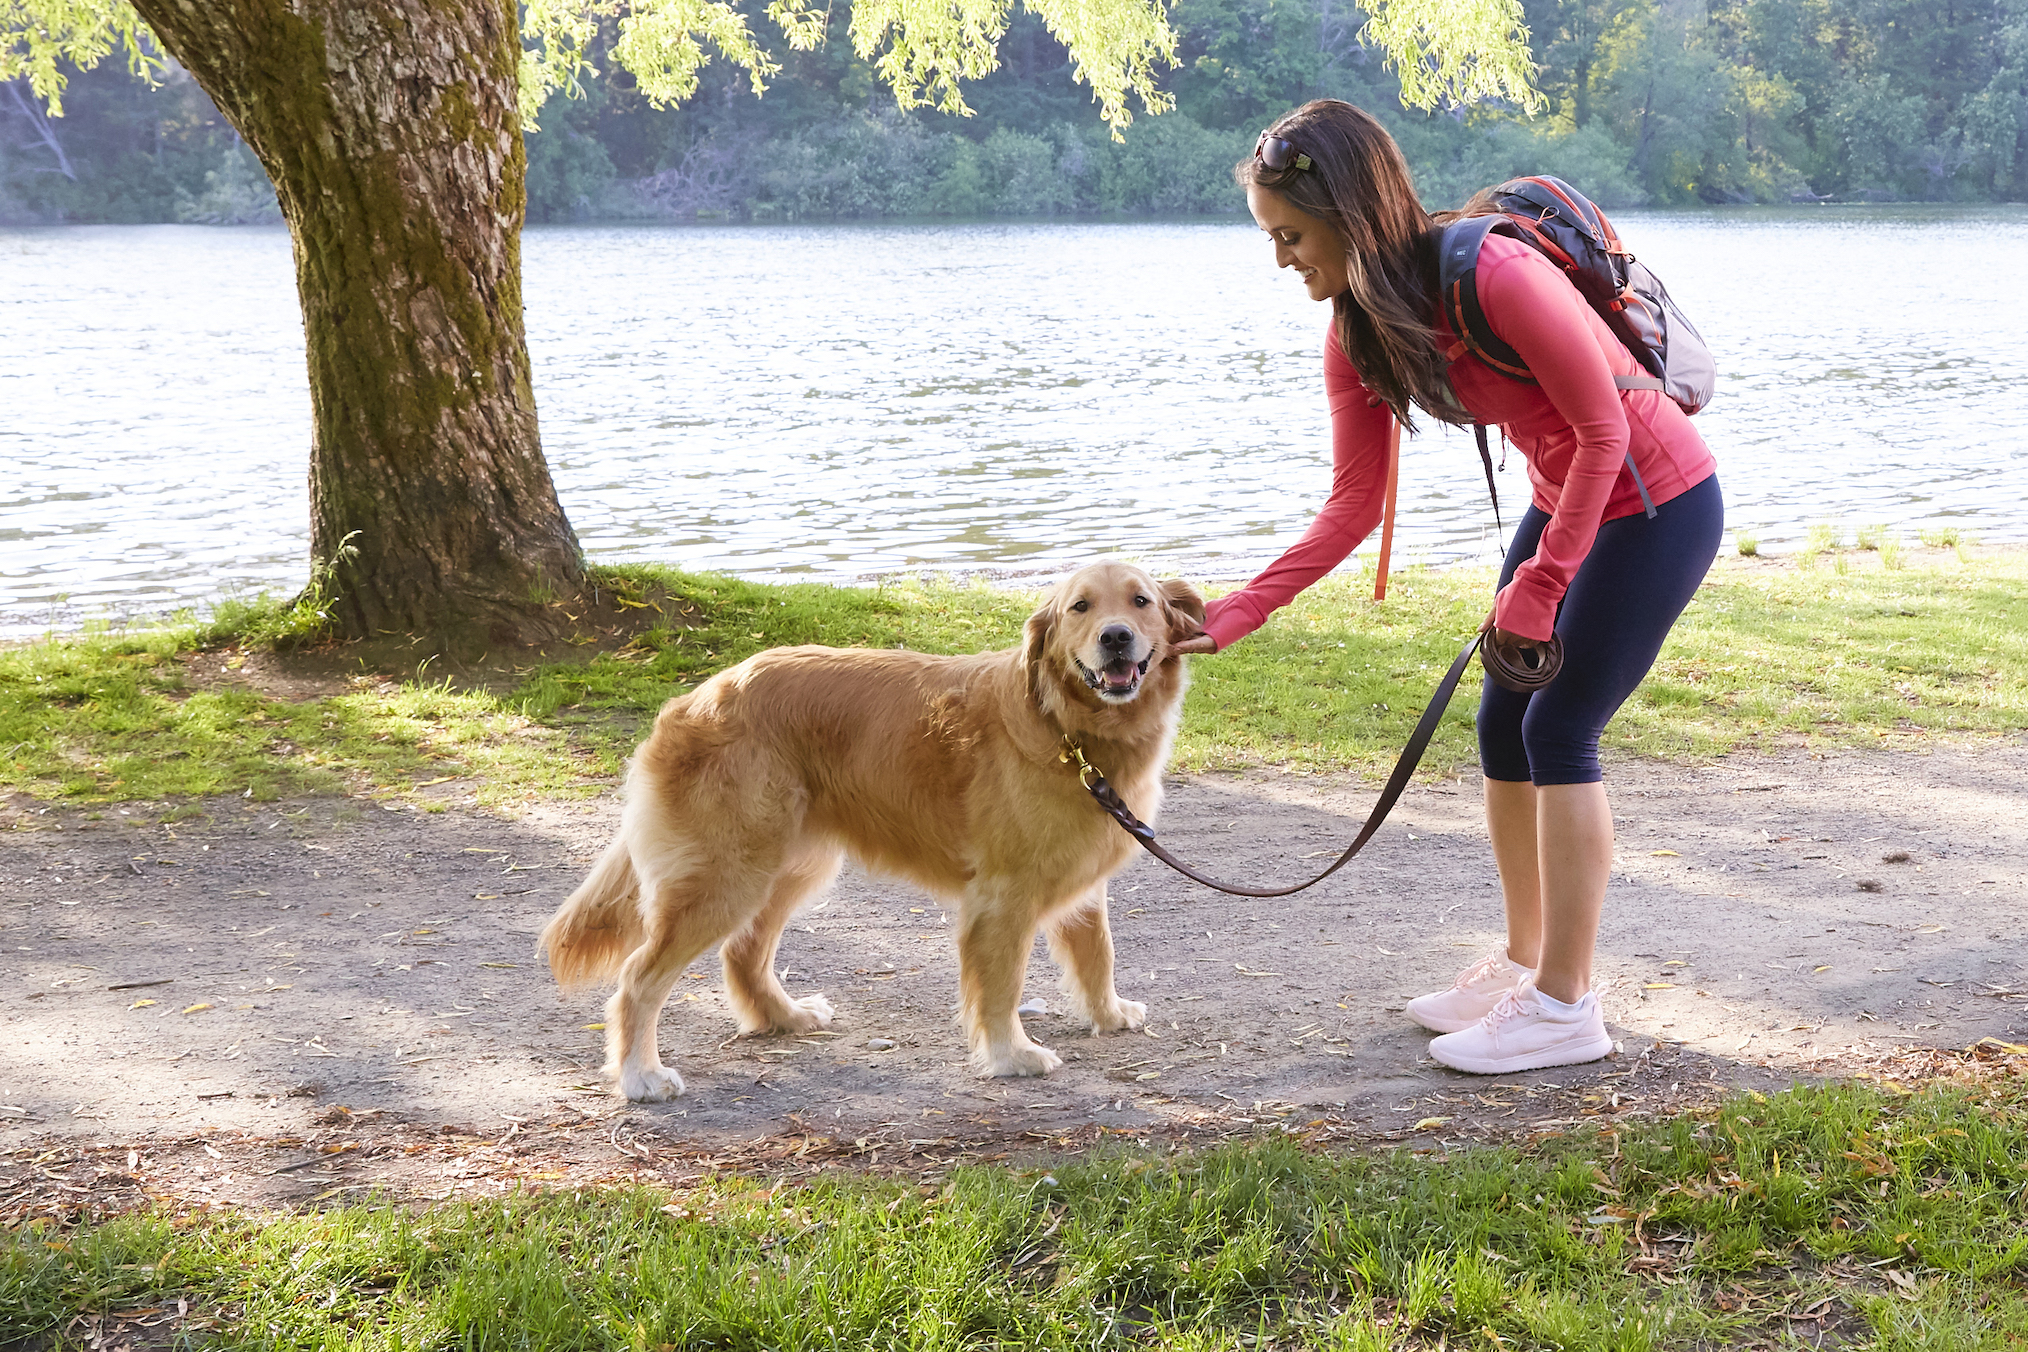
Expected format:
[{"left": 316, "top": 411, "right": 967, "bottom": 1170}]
[
  {"left": 1479, "top": 251, "right": 1632, "bottom": 642},
  {"left": 1199, "top": 329, "right": 1395, "bottom": 650}
]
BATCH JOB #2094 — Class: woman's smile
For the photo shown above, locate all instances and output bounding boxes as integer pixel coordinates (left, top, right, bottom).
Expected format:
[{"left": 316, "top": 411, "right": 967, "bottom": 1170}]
[{"left": 1246, "top": 183, "right": 1350, "bottom": 301}]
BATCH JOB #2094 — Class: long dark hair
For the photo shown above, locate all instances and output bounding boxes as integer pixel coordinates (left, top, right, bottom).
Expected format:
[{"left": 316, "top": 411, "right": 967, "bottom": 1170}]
[{"left": 1236, "top": 100, "right": 1473, "bottom": 430}]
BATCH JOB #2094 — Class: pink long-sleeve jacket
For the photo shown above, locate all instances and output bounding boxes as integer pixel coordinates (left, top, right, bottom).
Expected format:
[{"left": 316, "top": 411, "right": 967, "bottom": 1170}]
[{"left": 1200, "top": 233, "right": 1717, "bottom": 648}]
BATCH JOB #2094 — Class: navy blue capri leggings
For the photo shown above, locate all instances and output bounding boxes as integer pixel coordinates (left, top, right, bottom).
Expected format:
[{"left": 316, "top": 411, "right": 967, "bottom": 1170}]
[{"left": 1478, "top": 474, "right": 1725, "bottom": 786}]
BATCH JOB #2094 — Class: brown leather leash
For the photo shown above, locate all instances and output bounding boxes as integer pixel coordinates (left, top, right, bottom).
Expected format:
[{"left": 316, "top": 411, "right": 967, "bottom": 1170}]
[
  {"left": 1063, "top": 631, "right": 1491, "bottom": 898},
  {"left": 1065, "top": 625, "right": 1563, "bottom": 897}
]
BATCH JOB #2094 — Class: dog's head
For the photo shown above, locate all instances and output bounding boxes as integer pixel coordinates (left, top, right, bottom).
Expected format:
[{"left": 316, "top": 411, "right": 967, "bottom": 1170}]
[{"left": 1023, "top": 561, "right": 1206, "bottom": 707}]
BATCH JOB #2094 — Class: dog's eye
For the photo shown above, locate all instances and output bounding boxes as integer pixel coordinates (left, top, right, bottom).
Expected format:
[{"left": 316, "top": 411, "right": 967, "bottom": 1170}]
[
  {"left": 1070, "top": 599, "right": 1088, "bottom": 613},
  {"left": 1133, "top": 595, "right": 1150, "bottom": 607}
]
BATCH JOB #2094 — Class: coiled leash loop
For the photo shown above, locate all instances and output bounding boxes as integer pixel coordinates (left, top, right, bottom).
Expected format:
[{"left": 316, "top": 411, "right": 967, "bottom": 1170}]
[
  {"left": 1065, "top": 630, "right": 1491, "bottom": 898},
  {"left": 1479, "top": 627, "right": 1564, "bottom": 693}
]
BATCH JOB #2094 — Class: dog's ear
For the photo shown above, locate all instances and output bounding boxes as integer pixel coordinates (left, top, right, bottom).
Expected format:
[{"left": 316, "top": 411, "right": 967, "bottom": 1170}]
[
  {"left": 1159, "top": 578, "right": 1207, "bottom": 642},
  {"left": 1022, "top": 596, "right": 1057, "bottom": 675}
]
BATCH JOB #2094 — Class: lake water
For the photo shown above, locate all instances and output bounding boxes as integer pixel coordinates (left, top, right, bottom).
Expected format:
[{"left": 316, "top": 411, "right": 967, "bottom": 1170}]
[{"left": 4, "top": 207, "right": 2025, "bottom": 636}]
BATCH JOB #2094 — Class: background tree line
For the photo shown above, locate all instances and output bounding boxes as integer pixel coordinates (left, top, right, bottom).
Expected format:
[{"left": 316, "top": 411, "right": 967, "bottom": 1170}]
[{"left": 5, "top": 0, "right": 2025, "bottom": 225}]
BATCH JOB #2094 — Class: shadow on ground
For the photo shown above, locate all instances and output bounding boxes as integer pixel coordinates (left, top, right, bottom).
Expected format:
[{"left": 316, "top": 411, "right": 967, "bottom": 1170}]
[{"left": 3, "top": 742, "right": 2023, "bottom": 1204}]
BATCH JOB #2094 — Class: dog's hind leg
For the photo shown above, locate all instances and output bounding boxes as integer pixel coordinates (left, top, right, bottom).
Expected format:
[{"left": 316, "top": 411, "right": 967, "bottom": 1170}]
[
  {"left": 720, "top": 841, "right": 843, "bottom": 1035},
  {"left": 604, "top": 868, "right": 762, "bottom": 1103},
  {"left": 956, "top": 884, "right": 1062, "bottom": 1077},
  {"left": 1045, "top": 884, "right": 1147, "bottom": 1033}
]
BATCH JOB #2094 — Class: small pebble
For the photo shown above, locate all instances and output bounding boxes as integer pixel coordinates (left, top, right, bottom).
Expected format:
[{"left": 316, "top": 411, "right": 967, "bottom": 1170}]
[
  {"left": 867, "top": 1038, "right": 896, "bottom": 1051},
  {"left": 1016, "top": 998, "right": 1048, "bottom": 1016}
]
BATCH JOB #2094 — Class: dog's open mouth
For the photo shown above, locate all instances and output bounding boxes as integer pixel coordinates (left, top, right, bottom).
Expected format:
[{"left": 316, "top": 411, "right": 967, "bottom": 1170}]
[{"left": 1076, "top": 654, "right": 1152, "bottom": 700}]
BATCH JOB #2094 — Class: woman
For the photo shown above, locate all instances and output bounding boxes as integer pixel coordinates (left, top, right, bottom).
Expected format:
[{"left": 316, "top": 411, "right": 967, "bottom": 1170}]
[{"left": 1172, "top": 100, "right": 1724, "bottom": 1074}]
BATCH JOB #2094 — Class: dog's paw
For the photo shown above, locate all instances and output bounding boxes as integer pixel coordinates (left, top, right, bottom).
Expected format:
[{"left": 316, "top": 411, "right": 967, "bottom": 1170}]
[
  {"left": 976, "top": 1041, "right": 1064, "bottom": 1078},
  {"left": 778, "top": 993, "right": 835, "bottom": 1032},
  {"left": 740, "top": 993, "right": 837, "bottom": 1036},
  {"left": 1090, "top": 998, "right": 1147, "bottom": 1033},
  {"left": 617, "top": 1063, "right": 686, "bottom": 1102}
]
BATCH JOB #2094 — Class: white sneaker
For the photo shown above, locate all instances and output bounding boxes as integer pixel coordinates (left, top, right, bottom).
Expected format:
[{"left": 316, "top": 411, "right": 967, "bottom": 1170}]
[
  {"left": 1405, "top": 950, "right": 1534, "bottom": 1033},
  {"left": 1427, "top": 985, "right": 1612, "bottom": 1074}
]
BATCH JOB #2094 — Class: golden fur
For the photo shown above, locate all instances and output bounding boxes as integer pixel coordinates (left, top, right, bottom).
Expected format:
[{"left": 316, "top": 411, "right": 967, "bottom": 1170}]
[{"left": 540, "top": 560, "right": 1207, "bottom": 1101}]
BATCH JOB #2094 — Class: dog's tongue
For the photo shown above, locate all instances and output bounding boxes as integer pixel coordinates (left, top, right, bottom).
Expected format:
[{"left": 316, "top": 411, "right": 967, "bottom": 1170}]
[{"left": 1103, "top": 661, "right": 1138, "bottom": 690}]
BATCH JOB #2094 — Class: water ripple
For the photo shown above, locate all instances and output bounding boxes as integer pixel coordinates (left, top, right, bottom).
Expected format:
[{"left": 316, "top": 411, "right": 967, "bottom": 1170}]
[{"left": 2, "top": 208, "right": 2024, "bottom": 635}]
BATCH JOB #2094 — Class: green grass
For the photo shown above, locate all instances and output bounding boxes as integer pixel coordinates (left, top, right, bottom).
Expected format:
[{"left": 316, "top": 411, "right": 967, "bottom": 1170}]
[
  {"left": 6, "top": 1077, "right": 2026, "bottom": 1349},
  {"left": 0, "top": 569, "right": 1036, "bottom": 806},
  {"left": 1173, "top": 547, "right": 2028, "bottom": 772},
  {"left": 4, "top": 551, "right": 2027, "bottom": 806}
]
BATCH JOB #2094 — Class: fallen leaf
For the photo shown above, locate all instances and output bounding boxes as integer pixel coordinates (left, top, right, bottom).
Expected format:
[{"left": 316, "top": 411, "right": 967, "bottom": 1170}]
[
  {"left": 1650, "top": 849, "right": 1681, "bottom": 857},
  {"left": 1814, "top": 965, "right": 1831, "bottom": 973},
  {"left": 181, "top": 1003, "right": 212, "bottom": 1015},
  {"left": 582, "top": 1022, "right": 606, "bottom": 1031},
  {"left": 1644, "top": 982, "right": 1676, "bottom": 990},
  {"left": 129, "top": 999, "right": 157, "bottom": 1009},
  {"left": 1412, "top": 1116, "right": 1451, "bottom": 1130}
]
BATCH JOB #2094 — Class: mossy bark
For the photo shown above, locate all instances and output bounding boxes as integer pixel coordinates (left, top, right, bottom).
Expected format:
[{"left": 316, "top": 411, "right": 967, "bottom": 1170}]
[{"left": 128, "top": 0, "right": 584, "bottom": 648}]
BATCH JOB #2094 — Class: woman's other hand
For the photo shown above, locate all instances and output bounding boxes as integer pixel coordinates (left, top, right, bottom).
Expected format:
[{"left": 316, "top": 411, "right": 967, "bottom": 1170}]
[{"left": 1170, "top": 633, "right": 1218, "bottom": 654}]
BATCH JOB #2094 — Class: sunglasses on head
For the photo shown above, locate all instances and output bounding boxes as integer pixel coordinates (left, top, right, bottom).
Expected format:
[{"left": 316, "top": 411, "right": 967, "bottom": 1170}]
[{"left": 1254, "top": 130, "right": 1312, "bottom": 172}]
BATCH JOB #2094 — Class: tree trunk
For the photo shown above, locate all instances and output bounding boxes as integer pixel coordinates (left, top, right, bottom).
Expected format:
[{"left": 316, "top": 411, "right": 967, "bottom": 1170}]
[{"left": 127, "top": 0, "right": 584, "bottom": 649}]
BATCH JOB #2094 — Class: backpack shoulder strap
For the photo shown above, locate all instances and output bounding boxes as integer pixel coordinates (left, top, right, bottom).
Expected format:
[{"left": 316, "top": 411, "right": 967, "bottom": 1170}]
[
  {"left": 1439, "top": 214, "right": 1664, "bottom": 528},
  {"left": 1437, "top": 216, "right": 1531, "bottom": 382}
]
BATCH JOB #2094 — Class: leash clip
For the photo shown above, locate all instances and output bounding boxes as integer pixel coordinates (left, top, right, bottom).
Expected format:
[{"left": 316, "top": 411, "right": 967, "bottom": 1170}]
[{"left": 1059, "top": 737, "right": 1102, "bottom": 789}]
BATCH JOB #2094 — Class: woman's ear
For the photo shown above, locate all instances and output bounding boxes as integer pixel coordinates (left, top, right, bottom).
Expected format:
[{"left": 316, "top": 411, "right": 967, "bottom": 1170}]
[{"left": 1160, "top": 578, "right": 1207, "bottom": 641}]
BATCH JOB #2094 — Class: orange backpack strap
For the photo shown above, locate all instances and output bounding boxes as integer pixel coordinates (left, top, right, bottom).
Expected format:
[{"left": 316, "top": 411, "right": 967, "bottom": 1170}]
[{"left": 1373, "top": 413, "right": 1402, "bottom": 601}]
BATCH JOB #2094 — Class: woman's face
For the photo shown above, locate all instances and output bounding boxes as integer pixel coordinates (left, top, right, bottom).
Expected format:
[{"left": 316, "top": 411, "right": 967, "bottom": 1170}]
[{"left": 1247, "top": 183, "right": 1350, "bottom": 302}]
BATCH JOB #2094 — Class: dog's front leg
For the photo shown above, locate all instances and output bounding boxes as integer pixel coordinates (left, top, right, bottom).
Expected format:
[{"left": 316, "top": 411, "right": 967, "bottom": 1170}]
[
  {"left": 955, "top": 888, "right": 1062, "bottom": 1077},
  {"left": 1045, "top": 884, "right": 1147, "bottom": 1033}
]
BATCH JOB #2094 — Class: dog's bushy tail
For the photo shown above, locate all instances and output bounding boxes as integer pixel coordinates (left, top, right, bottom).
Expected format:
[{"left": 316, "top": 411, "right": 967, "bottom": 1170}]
[{"left": 540, "top": 837, "right": 644, "bottom": 989}]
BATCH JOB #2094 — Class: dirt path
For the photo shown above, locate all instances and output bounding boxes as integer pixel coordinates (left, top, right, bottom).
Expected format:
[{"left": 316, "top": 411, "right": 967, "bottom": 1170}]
[{"left": 5, "top": 742, "right": 2024, "bottom": 1195}]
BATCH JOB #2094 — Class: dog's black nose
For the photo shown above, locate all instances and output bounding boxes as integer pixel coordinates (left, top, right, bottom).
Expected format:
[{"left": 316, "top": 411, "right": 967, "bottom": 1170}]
[{"left": 1099, "top": 623, "right": 1135, "bottom": 652}]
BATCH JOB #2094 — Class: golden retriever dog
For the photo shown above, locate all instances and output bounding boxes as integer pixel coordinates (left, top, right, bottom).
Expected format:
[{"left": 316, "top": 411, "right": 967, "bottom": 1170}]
[{"left": 539, "top": 560, "right": 1206, "bottom": 1101}]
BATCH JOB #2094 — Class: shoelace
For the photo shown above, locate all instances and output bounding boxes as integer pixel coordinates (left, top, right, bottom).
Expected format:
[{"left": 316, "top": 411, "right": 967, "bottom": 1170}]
[
  {"left": 1452, "top": 953, "right": 1512, "bottom": 991},
  {"left": 1480, "top": 988, "right": 1533, "bottom": 1037}
]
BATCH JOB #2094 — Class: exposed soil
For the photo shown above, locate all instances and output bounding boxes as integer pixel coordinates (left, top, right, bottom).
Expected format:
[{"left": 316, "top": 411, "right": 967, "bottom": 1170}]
[{"left": 3, "top": 742, "right": 2025, "bottom": 1213}]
